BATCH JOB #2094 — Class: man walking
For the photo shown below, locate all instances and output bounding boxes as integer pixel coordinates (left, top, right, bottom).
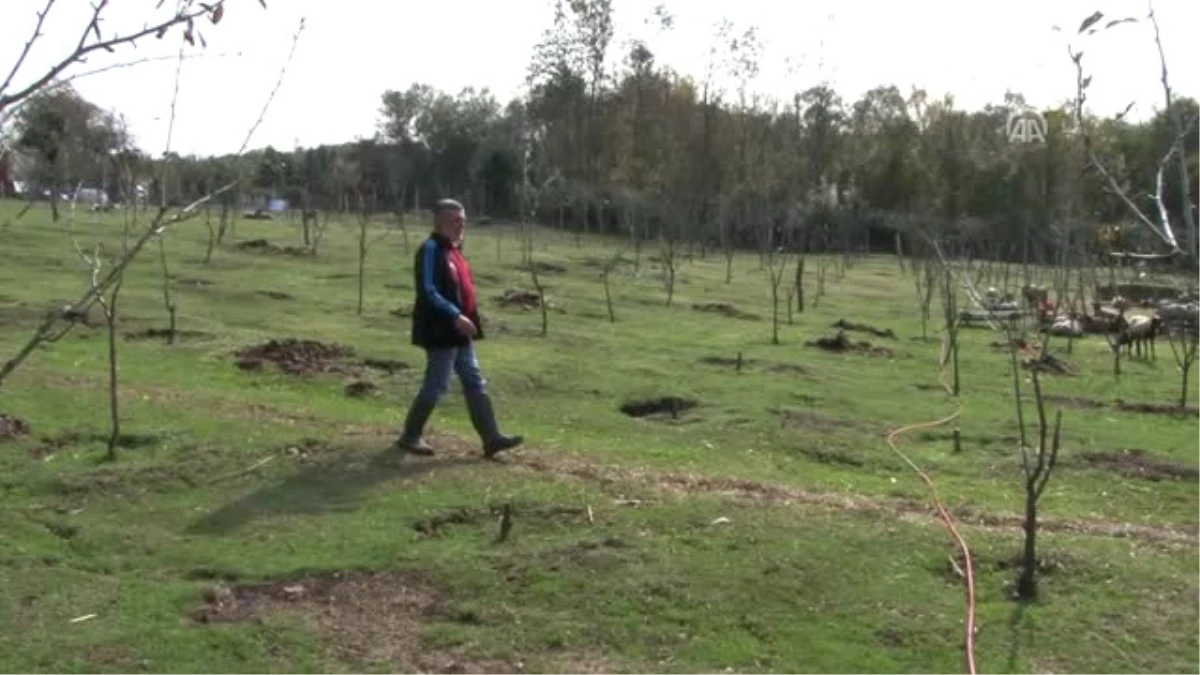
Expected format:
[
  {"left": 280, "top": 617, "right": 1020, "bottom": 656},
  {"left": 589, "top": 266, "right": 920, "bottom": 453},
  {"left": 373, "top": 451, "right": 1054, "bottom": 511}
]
[{"left": 395, "top": 199, "right": 523, "bottom": 458}]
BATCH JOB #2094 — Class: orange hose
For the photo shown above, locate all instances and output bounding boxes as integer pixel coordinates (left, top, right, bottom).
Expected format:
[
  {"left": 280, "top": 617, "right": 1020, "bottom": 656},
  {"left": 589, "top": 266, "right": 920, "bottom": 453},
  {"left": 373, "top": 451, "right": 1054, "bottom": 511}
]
[{"left": 884, "top": 361, "right": 978, "bottom": 675}]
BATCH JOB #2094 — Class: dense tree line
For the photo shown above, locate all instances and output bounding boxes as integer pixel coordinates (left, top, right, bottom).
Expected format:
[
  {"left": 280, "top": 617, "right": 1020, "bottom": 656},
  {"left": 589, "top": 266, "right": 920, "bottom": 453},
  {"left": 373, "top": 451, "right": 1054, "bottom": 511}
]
[{"left": 5, "top": 0, "right": 1197, "bottom": 267}]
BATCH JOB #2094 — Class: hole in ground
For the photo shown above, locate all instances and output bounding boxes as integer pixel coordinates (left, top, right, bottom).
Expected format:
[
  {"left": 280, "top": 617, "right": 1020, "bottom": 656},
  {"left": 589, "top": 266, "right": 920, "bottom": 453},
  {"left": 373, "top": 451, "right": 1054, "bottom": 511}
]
[{"left": 619, "top": 397, "right": 698, "bottom": 419}]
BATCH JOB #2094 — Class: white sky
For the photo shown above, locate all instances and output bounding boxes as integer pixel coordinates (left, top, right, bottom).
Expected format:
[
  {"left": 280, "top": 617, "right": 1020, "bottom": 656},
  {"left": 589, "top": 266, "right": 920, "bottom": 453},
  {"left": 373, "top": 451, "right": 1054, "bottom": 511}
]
[{"left": 1, "top": 0, "right": 1195, "bottom": 158}]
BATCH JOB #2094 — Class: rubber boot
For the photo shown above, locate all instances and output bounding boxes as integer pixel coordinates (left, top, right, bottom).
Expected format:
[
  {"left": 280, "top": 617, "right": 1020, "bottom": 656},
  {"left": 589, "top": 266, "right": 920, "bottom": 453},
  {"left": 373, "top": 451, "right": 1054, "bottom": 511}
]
[
  {"left": 463, "top": 389, "right": 523, "bottom": 457},
  {"left": 395, "top": 396, "right": 437, "bottom": 455}
]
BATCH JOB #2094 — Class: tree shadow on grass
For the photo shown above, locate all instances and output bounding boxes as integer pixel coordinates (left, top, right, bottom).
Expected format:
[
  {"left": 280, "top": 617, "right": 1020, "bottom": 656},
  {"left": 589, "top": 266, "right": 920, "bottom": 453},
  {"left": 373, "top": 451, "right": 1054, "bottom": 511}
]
[
  {"left": 1006, "top": 599, "right": 1030, "bottom": 673},
  {"left": 186, "top": 451, "right": 483, "bottom": 536}
]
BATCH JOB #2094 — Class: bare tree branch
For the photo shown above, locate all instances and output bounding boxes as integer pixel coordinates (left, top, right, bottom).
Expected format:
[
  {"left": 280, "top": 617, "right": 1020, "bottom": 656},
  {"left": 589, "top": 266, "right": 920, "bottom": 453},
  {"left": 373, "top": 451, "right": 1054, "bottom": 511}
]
[
  {"left": 0, "top": 0, "right": 235, "bottom": 115},
  {"left": 234, "top": 17, "right": 305, "bottom": 156},
  {"left": 0, "top": 0, "right": 57, "bottom": 100},
  {"left": 1148, "top": 0, "right": 1198, "bottom": 256}
]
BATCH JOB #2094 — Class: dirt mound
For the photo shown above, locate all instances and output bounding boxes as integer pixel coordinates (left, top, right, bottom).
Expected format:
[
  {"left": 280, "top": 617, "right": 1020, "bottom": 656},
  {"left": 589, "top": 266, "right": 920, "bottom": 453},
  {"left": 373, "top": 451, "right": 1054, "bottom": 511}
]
[
  {"left": 691, "top": 302, "right": 759, "bottom": 321},
  {"left": 495, "top": 288, "right": 542, "bottom": 308},
  {"left": 1042, "top": 394, "right": 1107, "bottom": 410},
  {"left": 619, "top": 396, "right": 698, "bottom": 420},
  {"left": 362, "top": 358, "right": 408, "bottom": 374},
  {"left": 124, "top": 328, "right": 212, "bottom": 342},
  {"left": 256, "top": 290, "right": 295, "bottom": 301},
  {"left": 344, "top": 380, "right": 378, "bottom": 398},
  {"left": 234, "top": 338, "right": 356, "bottom": 376},
  {"left": 236, "top": 238, "right": 279, "bottom": 253},
  {"left": 0, "top": 413, "right": 30, "bottom": 440},
  {"left": 831, "top": 318, "right": 896, "bottom": 339},
  {"left": 805, "top": 330, "right": 895, "bottom": 357},
  {"left": 1079, "top": 448, "right": 1198, "bottom": 481},
  {"left": 235, "top": 239, "right": 308, "bottom": 256}
]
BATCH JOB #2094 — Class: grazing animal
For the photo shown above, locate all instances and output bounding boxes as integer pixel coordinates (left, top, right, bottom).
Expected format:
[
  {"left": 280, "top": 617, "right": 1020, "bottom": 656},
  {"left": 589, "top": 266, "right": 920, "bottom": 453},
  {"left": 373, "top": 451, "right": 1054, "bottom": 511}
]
[
  {"left": 1114, "top": 314, "right": 1162, "bottom": 359},
  {"left": 1048, "top": 316, "right": 1083, "bottom": 337}
]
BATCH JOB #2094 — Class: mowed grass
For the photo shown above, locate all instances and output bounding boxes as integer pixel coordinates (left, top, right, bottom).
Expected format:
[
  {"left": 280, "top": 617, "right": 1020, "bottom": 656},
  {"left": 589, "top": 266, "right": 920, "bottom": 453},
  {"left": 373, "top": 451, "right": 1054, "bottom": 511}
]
[{"left": 0, "top": 200, "right": 1196, "bottom": 673}]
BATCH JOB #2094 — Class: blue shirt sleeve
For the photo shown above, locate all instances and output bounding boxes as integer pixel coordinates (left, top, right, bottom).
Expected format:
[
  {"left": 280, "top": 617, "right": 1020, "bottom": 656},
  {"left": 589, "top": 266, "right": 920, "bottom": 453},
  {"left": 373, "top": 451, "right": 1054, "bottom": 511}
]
[{"left": 421, "top": 239, "right": 461, "bottom": 320}]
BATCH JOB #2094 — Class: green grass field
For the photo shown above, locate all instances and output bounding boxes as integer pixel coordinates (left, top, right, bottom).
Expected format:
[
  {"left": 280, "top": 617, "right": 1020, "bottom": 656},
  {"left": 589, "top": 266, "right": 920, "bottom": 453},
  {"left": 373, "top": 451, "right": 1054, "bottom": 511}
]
[{"left": 1, "top": 200, "right": 1197, "bottom": 674}]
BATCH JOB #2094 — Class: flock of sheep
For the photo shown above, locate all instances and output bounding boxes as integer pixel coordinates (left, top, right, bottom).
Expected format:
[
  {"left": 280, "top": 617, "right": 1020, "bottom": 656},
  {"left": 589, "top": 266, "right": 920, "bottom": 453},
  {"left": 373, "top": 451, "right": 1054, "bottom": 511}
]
[{"left": 980, "top": 282, "right": 1200, "bottom": 360}]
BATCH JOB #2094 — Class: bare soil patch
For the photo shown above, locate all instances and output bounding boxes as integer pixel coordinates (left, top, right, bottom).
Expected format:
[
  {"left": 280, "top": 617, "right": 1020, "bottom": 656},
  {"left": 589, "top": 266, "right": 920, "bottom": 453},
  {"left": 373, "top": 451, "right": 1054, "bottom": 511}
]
[
  {"left": 434, "top": 436, "right": 1196, "bottom": 548},
  {"left": 256, "top": 290, "right": 295, "bottom": 301},
  {"left": 494, "top": 288, "right": 542, "bottom": 309},
  {"left": 765, "top": 361, "right": 810, "bottom": 375},
  {"left": 124, "top": 328, "right": 213, "bottom": 342},
  {"left": 0, "top": 413, "right": 31, "bottom": 440},
  {"left": 188, "top": 566, "right": 556, "bottom": 672},
  {"left": 698, "top": 355, "right": 759, "bottom": 369},
  {"left": 796, "top": 447, "right": 866, "bottom": 468},
  {"left": 697, "top": 355, "right": 810, "bottom": 376},
  {"left": 190, "top": 569, "right": 512, "bottom": 673},
  {"left": 32, "top": 430, "right": 159, "bottom": 454},
  {"left": 1042, "top": 394, "right": 1107, "bottom": 410},
  {"left": 619, "top": 397, "right": 698, "bottom": 420},
  {"left": 174, "top": 276, "right": 215, "bottom": 287},
  {"left": 691, "top": 301, "right": 759, "bottom": 321},
  {"left": 235, "top": 239, "right": 308, "bottom": 257},
  {"left": 234, "top": 338, "right": 356, "bottom": 376},
  {"left": 831, "top": 318, "right": 896, "bottom": 339},
  {"left": 937, "top": 551, "right": 1078, "bottom": 584},
  {"left": 362, "top": 358, "right": 409, "bottom": 374},
  {"left": 771, "top": 407, "right": 871, "bottom": 435},
  {"left": 83, "top": 643, "right": 140, "bottom": 671},
  {"left": 412, "top": 503, "right": 589, "bottom": 538},
  {"left": 44, "top": 462, "right": 196, "bottom": 500},
  {"left": 1078, "top": 448, "right": 1199, "bottom": 481},
  {"left": 806, "top": 331, "right": 895, "bottom": 357},
  {"left": 1114, "top": 399, "right": 1200, "bottom": 417},
  {"left": 344, "top": 380, "right": 378, "bottom": 398}
]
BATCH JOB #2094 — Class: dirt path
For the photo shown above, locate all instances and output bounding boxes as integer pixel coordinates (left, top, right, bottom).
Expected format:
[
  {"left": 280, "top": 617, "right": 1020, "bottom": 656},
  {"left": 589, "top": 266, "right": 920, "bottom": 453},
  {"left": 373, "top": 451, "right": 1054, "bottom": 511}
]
[{"left": 419, "top": 432, "right": 1198, "bottom": 549}]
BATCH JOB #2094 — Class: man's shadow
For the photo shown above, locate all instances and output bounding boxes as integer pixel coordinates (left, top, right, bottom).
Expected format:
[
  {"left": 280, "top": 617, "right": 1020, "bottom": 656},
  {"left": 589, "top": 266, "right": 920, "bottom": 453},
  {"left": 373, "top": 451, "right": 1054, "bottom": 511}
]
[{"left": 186, "top": 451, "right": 483, "bottom": 536}]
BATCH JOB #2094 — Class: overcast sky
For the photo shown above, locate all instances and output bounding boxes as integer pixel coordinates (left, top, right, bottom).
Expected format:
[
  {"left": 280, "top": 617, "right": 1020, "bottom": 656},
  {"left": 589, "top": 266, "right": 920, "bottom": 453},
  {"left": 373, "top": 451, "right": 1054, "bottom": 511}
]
[{"left": 1, "top": 0, "right": 1195, "bottom": 158}]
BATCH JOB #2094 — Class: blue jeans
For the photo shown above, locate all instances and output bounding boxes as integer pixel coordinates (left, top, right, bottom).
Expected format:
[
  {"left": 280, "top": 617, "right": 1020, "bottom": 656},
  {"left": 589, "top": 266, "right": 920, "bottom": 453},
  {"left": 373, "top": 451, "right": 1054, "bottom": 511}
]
[{"left": 415, "top": 343, "right": 487, "bottom": 405}]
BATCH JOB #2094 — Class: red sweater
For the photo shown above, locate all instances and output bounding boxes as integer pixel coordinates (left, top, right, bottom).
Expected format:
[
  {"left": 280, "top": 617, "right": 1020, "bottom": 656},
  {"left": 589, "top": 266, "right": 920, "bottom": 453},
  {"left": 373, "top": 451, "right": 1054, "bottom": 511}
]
[{"left": 447, "top": 245, "right": 478, "bottom": 316}]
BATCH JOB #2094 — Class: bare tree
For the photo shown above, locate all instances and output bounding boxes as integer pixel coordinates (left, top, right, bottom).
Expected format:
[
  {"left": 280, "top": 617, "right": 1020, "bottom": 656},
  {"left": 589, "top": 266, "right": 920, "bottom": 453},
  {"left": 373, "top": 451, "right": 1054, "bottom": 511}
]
[
  {"left": 938, "top": 264, "right": 962, "bottom": 395},
  {"left": 0, "top": 14, "right": 305, "bottom": 392},
  {"left": 766, "top": 246, "right": 791, "bottom": 345},
  {"left": 1067, "top": 10, "right": 1198, "bottom": 265},
  {"left": 911, "top": 254, "right": 937, "bottom": 341},
  {"left": 1164, "top": 322, "right": 1199, "bottom": 408},
  {"left": 1003, "top": 322, "right": 1063, "bottom": 601},
  {"left": 600, "top": 244, "right": 627, "bottom": 323}
]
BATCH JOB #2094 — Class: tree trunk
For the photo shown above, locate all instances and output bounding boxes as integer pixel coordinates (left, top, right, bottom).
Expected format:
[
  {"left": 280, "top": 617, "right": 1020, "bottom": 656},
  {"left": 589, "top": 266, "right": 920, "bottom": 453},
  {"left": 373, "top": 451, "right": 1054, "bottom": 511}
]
[{"left": 1017, "top": 484, "right": 1039, "bottom": 600}]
